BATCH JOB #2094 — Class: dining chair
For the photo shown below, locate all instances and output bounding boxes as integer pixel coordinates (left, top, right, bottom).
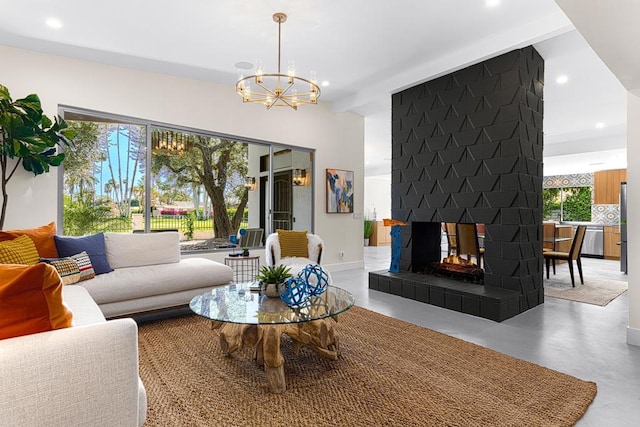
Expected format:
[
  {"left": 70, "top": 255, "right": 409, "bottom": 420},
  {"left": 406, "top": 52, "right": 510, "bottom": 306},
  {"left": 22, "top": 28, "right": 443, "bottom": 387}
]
[
  {"left": 543, "top": 225, "right": 587, "bottom": 287},
  {"left": 455, "top": 223, "right": 484, "bottom": 266},
  {"left": 542, "top": 222, "right": 556, "bottom": 253},
  {"left": 445, "top": 222, "right": 457, "bottom": 256}
]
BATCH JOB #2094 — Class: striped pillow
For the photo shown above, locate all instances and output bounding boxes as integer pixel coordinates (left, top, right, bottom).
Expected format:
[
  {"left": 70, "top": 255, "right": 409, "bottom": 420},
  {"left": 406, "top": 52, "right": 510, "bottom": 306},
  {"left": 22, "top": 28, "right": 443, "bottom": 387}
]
[
  {"left": 277, "top": 229, "right": 309, "bottom": 258},
  {"left": 40, "top": 257, "right": 82, "bottom": 285},
  {"left": 0, "top": 235, "right": 40, "bottom": 265},
  {"left": 69, "top": 251, "right": 96, "bottom": 281}
]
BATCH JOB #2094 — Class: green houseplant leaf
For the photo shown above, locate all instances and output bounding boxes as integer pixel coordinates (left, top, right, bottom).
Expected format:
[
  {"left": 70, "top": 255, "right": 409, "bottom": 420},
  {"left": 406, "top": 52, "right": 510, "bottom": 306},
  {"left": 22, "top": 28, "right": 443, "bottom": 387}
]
[
  {"left": 364, "top": 219, "right": 374, "bottom": 239},
  {"left": 0, "top": 83, "right": 76, "bottom": 228},
  {"left": 255, "top": 264, "right": 293, "bottom": 284}
]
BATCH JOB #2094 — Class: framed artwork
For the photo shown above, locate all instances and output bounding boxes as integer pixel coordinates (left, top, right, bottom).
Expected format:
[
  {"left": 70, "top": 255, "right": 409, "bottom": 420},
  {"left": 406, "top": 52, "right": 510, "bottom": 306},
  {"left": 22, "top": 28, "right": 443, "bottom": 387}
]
[{"left": 326, "top": 168, "right": 354, "bottom": 213}]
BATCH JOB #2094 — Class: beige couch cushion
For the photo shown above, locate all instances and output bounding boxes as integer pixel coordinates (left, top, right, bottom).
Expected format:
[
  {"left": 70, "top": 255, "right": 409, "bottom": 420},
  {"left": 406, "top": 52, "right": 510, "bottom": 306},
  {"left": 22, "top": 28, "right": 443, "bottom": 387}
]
[
  {"left": 80, "top": 258, "right": 232, "bottom": 305},
  {"left": 105, "top": 232, "right": 180, "bottom": 269},
  {"left": 62, "top": 285, "right": 106, "bottom": 326}
]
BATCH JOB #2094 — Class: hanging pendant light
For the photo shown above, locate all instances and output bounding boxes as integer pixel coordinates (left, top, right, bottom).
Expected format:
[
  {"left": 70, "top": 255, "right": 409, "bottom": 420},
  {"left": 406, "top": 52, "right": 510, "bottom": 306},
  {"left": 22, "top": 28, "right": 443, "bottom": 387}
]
[{"left": 235, "top": 12, "right": 320, "bottom": 110}]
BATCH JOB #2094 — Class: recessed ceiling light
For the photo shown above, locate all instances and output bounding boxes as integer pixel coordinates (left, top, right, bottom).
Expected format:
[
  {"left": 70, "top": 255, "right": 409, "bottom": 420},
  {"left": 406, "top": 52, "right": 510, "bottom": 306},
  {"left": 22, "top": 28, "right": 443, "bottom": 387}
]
[
  {"left": 486, "top": 0, "right": 500, "bottom": 7},
  {"left": 321, "top": 81, "right": 330, "bottom": 87},
  {"left": 45, "top": 17, "right": 63, "bottom": 29},
  {"left": 595, "top": 122, "right": 605, "bottom": 129},
  {"left": 234, "top": 61, "right": 253, "bottom": 70},
  {"left": 556, "top": 75, "right": 568, "bottom": 84}
]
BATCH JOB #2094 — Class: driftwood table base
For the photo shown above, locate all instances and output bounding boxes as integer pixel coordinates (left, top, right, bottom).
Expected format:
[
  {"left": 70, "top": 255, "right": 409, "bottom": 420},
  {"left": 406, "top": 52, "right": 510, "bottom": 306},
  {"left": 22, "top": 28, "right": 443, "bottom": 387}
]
[{"left": 210, "top": 317, "right": 341, "bottom": 393}]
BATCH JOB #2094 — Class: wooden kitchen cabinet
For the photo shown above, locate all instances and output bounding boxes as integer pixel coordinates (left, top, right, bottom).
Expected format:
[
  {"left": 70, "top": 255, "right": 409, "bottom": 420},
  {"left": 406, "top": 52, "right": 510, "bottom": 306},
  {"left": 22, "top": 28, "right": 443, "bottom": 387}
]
[
  {"left": 603, "top": 225, "right": 621, "bottom": 260},
  {"left": 370, "top": 221, "right": 391, "bottom": 246},
  {"left": 594, "top": 169, "right": 627, "bottom": 204}
]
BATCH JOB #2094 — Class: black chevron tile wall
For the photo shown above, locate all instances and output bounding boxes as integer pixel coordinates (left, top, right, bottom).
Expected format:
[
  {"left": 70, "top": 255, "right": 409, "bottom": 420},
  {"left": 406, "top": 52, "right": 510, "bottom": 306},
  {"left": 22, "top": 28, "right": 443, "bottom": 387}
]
[{"left": 390, "top": 46, "right": 545, "bottom": 318}]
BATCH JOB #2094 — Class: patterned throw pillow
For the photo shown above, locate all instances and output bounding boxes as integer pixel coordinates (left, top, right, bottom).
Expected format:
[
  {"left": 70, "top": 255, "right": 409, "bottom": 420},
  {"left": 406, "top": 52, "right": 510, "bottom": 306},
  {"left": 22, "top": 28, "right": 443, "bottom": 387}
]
[
  {"left": 69, "top": 251, "right": 96, "bottom": 282},
  {"left": 40, "top": 257, "right": 82, "bottom": 285},
  {"left": 0, "top": 235, "right": 40, "bottom": 265},
  {"left": 277, "top": 229, "right": 309, "bottom": 258},
  {"left": 54, "top": 233, "right": 112, "bottom": 275}
]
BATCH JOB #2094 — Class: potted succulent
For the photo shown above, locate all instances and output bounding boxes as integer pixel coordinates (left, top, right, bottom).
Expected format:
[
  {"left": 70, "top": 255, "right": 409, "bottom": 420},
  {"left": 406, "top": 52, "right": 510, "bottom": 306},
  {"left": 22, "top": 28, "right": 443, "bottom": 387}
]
[
  {"left": 364, "top": 218, "right": 374, "bottom": 246},
  {"left": 255, "top": 264, "right": 292, "bottom": 297}
]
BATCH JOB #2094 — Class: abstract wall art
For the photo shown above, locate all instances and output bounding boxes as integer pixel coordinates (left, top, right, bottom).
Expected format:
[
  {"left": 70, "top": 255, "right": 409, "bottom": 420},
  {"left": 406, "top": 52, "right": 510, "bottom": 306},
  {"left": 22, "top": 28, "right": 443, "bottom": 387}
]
[{"left": 326, "top": 168, "right": 354, "bottom": 213}]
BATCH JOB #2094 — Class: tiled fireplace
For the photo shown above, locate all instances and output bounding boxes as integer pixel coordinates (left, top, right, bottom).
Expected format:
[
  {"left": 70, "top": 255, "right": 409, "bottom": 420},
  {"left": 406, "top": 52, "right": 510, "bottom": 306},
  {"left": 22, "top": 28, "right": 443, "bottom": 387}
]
[{"left": 369, "top": 46, "right": 545, "bottom": 322}]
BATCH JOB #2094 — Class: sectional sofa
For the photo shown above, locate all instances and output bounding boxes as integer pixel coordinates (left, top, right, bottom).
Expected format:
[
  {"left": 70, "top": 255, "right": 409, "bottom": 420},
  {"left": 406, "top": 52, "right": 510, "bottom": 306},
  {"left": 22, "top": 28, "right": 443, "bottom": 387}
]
[
  {"left": 0, "top": 228, "right": 234, "bottom": 426},
  {"left": 84, "top": 231, "right": 233, "bottom": 317}
]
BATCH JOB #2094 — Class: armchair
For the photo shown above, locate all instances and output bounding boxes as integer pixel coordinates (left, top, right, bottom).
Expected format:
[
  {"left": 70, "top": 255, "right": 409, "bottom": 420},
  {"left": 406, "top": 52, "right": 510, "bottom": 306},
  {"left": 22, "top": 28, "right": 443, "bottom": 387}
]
[{"left": 265, "top": 231, "right": 324, "bottom": 267}]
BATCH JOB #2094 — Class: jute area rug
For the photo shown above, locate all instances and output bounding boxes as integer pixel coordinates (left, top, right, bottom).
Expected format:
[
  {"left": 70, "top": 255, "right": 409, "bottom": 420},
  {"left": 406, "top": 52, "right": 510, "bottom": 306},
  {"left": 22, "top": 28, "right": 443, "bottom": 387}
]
[
  {"left": 139, "top": 307, "right": 596, "bottom": 427},
  {"left": 544, "top": 275, "right": 627, "bottom": 306}
]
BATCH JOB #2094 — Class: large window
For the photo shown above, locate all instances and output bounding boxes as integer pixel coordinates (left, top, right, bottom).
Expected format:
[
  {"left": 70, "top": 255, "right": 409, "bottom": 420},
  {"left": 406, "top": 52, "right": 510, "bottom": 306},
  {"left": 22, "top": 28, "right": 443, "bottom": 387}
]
[
  {"left": 62, "top": 120, "right": 146, "bottom": 236},
  {"left": 543, "top": 186, "right": 592, "bottom": 222},
  {"left": 60, "top": 108, "right": 314, "bottom": 252}
]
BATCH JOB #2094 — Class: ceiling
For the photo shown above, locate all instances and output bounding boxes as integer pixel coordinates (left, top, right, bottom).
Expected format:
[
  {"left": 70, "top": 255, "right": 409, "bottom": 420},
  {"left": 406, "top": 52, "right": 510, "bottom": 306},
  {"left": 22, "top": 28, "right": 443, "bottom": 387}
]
[{"left": 0, "top": 0, "right": 628, "bottom": 177}]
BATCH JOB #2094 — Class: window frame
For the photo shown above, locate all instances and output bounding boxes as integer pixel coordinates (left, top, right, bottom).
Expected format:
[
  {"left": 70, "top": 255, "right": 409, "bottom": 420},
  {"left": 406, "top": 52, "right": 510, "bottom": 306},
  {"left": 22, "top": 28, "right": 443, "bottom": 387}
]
[{"left": 57, "top": 105, "right": 316, "bottom": 251}]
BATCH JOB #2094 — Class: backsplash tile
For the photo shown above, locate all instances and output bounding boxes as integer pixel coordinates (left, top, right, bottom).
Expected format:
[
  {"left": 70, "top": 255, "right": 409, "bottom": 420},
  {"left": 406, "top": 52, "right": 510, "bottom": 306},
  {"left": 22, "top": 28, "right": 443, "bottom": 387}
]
[
  {"left": 543, "top": 173, "right": 593, "bottom": 188},
  {"left": 592, "top": 204, "right": 619, "bottom": 225}
]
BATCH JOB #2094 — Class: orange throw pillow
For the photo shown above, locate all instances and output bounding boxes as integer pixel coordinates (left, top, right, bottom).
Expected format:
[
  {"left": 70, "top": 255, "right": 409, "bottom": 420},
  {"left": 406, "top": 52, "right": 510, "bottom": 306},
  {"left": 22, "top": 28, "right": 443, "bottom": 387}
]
[
  {"left": 277, "top": 229, "right": 309, "bottom": 258},
  {"left": 0, "top": 222, "right": 58, "bottom": 258},
  {"left": 0, "top": 263, "right": 73, "bottom": 340}
]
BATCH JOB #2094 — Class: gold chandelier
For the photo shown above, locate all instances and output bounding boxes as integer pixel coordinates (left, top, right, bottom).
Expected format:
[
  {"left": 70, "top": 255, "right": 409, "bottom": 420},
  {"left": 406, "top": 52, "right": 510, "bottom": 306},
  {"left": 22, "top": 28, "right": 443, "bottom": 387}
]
[{"left": 235, "top": 12, "right": 320, "bottom": 110}]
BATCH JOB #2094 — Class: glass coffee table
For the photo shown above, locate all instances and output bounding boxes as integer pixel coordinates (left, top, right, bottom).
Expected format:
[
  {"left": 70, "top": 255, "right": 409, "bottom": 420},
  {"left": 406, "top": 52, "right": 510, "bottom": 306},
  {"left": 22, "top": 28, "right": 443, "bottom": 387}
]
[{"left": 190, "top": 283, "right": 355, "bottom": 393}]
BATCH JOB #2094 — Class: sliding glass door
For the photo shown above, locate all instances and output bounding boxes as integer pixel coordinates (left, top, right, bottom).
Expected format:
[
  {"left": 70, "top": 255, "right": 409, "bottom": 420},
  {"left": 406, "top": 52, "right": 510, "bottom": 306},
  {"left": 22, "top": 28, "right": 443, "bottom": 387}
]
[{"left": 60, "top": 107, "right": 314, "bottom": 252}]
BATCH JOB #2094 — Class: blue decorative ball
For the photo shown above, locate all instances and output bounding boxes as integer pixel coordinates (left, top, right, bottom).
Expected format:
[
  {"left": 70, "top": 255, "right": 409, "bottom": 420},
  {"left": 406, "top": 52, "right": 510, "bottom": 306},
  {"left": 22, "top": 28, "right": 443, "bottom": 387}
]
[
  {"left": 298, "top": 264, "right": 329, "bottom": 296},
  {"left": 239, "top": 228, "right": 247, "bottom": 236},
  {"left": 280, "top": 277, "right": 308, "bottom": 307}
]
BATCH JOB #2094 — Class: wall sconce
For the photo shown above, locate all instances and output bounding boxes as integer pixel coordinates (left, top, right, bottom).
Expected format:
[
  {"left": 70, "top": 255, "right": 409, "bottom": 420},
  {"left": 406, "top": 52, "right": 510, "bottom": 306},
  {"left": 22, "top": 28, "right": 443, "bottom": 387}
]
[
  {"left": 292, "top": 169, "right": 307, "bottom": 186},
  {"left": 244, "top": 176, "right": 256, "bottom": 191}
]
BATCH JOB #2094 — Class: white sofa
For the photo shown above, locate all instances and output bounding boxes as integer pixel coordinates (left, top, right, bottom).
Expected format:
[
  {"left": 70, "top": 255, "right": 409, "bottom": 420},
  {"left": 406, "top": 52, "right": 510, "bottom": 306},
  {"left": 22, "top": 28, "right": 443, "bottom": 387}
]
[
  {"left": 0, "top": 231, "right": 234, "bottom": 426},
  {"left": 0, "top": 285, "right": 147, "bottom": 427},
  {"left": 82, "top": 231, "right": 233, "bottom": 318}
]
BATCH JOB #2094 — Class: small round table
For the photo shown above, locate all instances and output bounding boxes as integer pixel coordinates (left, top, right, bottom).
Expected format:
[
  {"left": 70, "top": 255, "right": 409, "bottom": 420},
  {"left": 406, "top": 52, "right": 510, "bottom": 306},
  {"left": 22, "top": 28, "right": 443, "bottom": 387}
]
[
  {"left": 224, "top": 255, "right": 260, "bottom": 283},
  {"left": 190, "top": 284, "right": 355, "bottom": 393}
]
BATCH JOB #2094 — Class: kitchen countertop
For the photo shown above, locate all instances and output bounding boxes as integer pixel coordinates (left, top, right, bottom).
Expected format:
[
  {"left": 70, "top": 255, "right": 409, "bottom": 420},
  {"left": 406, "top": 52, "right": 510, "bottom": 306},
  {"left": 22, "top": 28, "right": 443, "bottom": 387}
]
[{"left": 560, "top": 222, "right": 613, "bottom": 227}]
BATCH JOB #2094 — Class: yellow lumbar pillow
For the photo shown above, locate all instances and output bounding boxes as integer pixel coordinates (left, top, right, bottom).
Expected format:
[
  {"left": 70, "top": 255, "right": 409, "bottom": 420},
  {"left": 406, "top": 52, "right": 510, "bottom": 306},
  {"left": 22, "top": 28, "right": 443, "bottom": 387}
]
[{"left": 0, "top": 235, "right": 40, "bottom": 265}]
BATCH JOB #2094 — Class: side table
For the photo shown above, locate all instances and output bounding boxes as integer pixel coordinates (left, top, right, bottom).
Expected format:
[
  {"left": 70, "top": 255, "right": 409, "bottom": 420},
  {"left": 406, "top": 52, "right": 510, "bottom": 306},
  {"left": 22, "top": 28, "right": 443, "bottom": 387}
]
[{"left": 224, "top": 256, "right": 260, "bottom": 283}]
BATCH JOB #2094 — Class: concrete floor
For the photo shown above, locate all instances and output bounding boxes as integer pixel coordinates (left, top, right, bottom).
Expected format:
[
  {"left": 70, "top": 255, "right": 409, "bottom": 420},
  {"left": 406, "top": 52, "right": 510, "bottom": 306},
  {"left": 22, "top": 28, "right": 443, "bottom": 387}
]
[{"left": 330, "top": 246, "right": 640, "bottom": 426}]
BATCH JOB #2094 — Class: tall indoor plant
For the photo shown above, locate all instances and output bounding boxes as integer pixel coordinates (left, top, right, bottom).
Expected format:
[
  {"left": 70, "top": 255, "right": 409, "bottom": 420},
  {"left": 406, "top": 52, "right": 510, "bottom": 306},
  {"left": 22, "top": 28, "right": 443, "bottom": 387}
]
[
  {"left": 0, "top": 84, "right": 75, "bottom": 228},
  {"left": 364, "top": 218, "right": 374, "bottom": 246}
]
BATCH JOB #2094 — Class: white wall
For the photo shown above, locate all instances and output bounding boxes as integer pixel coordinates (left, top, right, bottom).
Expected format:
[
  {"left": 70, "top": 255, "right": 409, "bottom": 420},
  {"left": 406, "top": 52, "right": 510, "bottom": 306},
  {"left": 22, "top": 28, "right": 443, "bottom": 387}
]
[
  {"left": 363, "top": 109, "right": 392, "bottom": 220},
  {"left": 0, "top": 44, "right": 365, "bottom": 271},
  {"left": 627, "top": 92, "right": 640, "bottom": 345},
  {"left": 364, "top": 175, "right": 391, "bottom": 220}
]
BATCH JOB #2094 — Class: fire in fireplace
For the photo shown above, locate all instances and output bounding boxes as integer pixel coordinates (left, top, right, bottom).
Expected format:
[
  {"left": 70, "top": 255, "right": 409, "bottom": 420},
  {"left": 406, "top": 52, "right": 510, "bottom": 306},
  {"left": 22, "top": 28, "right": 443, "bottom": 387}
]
[{"left": 430, "top": 255, "right": 484, "bottom": 284}]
